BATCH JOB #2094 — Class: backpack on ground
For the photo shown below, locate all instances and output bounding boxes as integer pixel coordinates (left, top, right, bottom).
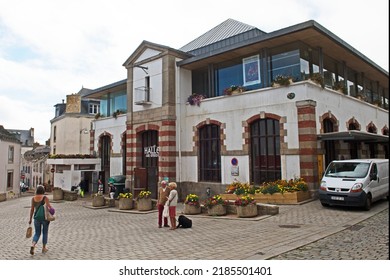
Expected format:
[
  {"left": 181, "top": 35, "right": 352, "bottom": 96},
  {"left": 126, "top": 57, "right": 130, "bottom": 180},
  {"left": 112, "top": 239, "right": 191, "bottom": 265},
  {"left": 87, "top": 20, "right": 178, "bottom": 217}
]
[{"left": 177, "top": 215, "right": 192, "bottom": 228}]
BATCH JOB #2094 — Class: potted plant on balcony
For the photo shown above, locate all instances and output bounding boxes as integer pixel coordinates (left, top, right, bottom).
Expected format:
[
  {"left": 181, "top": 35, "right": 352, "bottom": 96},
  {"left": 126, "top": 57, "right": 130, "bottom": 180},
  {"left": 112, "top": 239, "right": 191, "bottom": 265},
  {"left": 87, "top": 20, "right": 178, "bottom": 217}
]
[
  {"left": 309, "top": 73, "right": 325, "bottom": 88},
  {"left": 136, "top": 190, "right": 152, "bottom": 211},
  {"left": 183, "top": 194, "right": 201, "bottom": 214},
  {"left": 272, "top": 75, "right": 293, "bottom": 87},
  {"left": 223, "top": 85, "right": 245, "bottom": 95},
  {"left": 204, "top": 195, "right": 229, "bottom": 216},
  {"left": 118, "top": 192, "right": 133, "bottom": 210},
  {"left": 187, "top": 93, "right": 206, "bottom": 106},
  {"left": 234, "top": 195, "right": 258, "bottom": 218},
  {"left": 332, "top": 80, "right": 345, "bottom": 93}
]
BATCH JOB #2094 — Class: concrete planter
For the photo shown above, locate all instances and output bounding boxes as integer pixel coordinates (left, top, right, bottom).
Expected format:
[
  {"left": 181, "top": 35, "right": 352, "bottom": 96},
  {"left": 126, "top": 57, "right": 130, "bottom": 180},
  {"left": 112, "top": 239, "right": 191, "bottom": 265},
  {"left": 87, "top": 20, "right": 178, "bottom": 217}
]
[
  {"left": 53, "top": 188, "right": 64, "bottom": 201},
  {"left": 236, "top": 204, "right": 258, "bottom": 218},
  {"left": 207, "top": 204, "right": 226, "bottom": 216},
  {"left": 92, "top": 196, "right": 105, "bottom": 207},
  {"left": 0, "top": 193, "right": 6, "bottom": 202},
  {"left": 119, "top": 198, "right": 133, "bottom": 210},
  {"left": 183, "top": 204, "right": 201, "bottom": 215},
  {"left": 137, "top": 198, "right": 152, "bottom": 211}
]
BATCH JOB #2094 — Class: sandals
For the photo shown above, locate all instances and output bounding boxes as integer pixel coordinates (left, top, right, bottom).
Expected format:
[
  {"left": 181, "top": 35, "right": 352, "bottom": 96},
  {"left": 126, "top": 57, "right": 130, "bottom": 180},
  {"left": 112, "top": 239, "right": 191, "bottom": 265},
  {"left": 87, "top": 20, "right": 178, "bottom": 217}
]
[{"left": 42, "top": 248, "right": 48, "bottom": 253}]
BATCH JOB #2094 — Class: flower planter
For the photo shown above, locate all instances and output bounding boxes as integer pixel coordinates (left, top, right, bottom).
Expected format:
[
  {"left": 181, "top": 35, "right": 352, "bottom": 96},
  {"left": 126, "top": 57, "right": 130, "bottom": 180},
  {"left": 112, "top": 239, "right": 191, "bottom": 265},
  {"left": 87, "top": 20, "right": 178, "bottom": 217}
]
[
  {"left": 137, "top": 198, "right": 152, "bottom": 211},
  {"left": 220, "top": 194, "right": 238, "bottom": 200},
  {"left": 92, "top": 196, "right": 105, "bottom": 207},
  {"left": 183, "top": 204, "right": 201, "bottom": 215},
  {"left": 252, "top": 191, "right": 310, "bottom": 204},
  {"left": 207, "top": 204, "right": 226, "bottom": 216},
  {"left": 236, "top": 204, "right": 258, "bottom": 218},
  {"left": 221, "top": 191, "right": 310, "bottom": 204},
  {"left": 53, "top": 188, "right": 64, "bottom": 201},
  {"left": 119, "top": 197, "right": 133, "bottom": 210},
  {"left": 0, "top": 193, "right": 6, "bottom": 202}
]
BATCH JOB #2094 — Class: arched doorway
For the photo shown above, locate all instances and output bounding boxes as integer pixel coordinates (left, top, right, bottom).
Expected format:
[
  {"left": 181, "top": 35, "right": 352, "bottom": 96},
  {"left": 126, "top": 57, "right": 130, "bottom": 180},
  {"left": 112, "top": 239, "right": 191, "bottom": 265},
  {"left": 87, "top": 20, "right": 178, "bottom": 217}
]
[
  {"left": 250, "top": 118, "right": 281, "bottom": 184},
  {"left": 141, "top": 130, "right": 159, "bottom": 198},
  {"left": 100, "top": 134, "right": 111, "bottom": 193}
]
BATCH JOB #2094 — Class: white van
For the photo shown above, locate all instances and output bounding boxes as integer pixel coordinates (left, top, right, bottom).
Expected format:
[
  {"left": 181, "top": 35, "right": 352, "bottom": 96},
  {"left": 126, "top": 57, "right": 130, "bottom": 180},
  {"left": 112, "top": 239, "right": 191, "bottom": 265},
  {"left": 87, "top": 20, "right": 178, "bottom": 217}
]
[{"left": 319, "top": 159, "right": 389, "bottom": 210}]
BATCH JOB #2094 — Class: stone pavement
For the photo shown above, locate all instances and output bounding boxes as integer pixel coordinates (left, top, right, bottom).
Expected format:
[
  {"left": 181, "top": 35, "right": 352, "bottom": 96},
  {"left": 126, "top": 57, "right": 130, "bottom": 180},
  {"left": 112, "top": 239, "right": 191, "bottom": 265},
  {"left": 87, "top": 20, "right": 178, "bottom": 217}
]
[{"left": 0, "top": 193, "right": 388, "bottom": 260}]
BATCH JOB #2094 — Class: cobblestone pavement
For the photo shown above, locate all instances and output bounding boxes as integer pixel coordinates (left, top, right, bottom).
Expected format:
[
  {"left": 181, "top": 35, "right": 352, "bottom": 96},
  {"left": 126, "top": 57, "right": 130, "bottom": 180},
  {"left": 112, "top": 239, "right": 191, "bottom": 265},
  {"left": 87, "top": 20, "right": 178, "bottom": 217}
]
[
  {"left": 0, "top": 193, "right": 388, "bottom": 260},
  {"left": 270, "top": 209, "right": 389, "bottom": 260}
]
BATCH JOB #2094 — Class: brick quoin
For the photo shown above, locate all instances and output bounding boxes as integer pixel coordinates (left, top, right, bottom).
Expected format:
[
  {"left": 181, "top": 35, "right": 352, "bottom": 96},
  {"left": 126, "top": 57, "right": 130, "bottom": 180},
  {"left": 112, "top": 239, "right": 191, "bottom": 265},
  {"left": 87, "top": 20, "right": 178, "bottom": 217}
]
[
  {"left": 299, "top": 148, "right": 318, "bottom": 155},
  {"left": 162, "top": 120, "right": 176, "bottom": 126},
  {"left": 159, "top": 161, "right": 176, "bottom": 167},
  {"left": 159, "top": 130, "right": 176, "bottom": 137},
  {"left": 298, "top": 120, "right": 316, "bottom": 128},
  {"left": 159, "top": 151, "right": 176, "bottom": 157},
  {"left": 159, "top": 140, "right": 176, "bottom": 146},
  {"left": 299, "top": 134, "right": 317, "bottom": 141},
  {"left": 298, "top": 107, "right": 316, "bottom": 115},
  {"left": 300, "top": 161, "right": 317, "bottom": 169}
]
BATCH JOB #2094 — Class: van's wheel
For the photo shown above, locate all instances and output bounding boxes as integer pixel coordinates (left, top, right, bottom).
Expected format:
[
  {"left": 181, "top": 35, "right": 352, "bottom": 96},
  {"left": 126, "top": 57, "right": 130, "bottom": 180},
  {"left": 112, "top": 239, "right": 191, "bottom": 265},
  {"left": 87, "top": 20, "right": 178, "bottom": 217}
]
[
  {"left": 364, "top": 195, "right": 372, "bottom": 211},
  {"left": 321, "top": 202, "right": 329, "bottom": 207}
]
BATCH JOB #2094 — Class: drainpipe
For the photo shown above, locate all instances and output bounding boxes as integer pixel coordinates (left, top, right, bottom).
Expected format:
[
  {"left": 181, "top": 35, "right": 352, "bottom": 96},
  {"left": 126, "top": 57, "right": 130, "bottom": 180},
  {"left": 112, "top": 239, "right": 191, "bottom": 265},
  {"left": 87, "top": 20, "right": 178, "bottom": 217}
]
[{"left": 176, "top": 63, "right": 182, "bottom": 184}]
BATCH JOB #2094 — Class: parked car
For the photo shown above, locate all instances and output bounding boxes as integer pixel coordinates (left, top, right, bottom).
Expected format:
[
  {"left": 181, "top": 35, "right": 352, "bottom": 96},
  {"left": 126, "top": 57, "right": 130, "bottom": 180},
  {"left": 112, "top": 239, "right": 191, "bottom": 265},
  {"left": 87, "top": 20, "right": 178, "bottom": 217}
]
[{"left": 319, "top": 159, "right": 389, "bottom": 210}]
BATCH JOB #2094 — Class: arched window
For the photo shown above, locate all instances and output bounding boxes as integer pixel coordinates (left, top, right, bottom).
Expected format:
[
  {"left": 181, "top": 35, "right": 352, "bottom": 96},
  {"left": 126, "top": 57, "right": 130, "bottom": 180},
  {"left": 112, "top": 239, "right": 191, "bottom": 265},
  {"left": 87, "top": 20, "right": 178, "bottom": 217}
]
[
  {"left": 199, "top": 125, "right": 221, "bottom": 182},
  {"left": 100, "top": 135, "right": 111, "bottom": 170},
  {"left": 323, "top": 119, "right": 336, "bottom": 166},
  {"left": 368, "top": 126, "right": 377, "bottom": 158},
  {"left": 250, "top": 118, "right": 281, "bottom": 184},
  {"left": 348, "top": 123, "right": 359, "bottom": 159}
]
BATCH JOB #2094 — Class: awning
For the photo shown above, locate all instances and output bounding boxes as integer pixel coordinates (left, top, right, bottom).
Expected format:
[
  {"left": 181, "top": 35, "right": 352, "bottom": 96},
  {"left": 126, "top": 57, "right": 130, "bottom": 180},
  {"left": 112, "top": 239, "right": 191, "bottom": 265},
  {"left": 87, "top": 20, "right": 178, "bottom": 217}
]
[{"left": 317, "top": 130, "right": 389, "bottom": 143}]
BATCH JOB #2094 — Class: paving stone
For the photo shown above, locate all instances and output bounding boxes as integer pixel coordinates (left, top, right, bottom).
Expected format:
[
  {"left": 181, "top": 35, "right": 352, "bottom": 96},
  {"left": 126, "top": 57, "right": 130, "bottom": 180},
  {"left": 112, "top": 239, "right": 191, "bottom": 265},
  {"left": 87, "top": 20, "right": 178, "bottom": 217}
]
[{"left": 0, "top": 193, "right": 387, "bottom": 260}]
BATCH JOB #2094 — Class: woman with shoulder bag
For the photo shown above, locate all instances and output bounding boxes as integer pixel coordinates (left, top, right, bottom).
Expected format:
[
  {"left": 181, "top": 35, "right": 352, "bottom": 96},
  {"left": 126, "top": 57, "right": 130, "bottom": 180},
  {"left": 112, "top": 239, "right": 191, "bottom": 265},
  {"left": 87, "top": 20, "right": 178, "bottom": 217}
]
[
  {"left": 167, "top": 182, "right": 178, "bottom": 230},
  {"left": 28, "top": 185, "right": 53, "bottom": 255}
]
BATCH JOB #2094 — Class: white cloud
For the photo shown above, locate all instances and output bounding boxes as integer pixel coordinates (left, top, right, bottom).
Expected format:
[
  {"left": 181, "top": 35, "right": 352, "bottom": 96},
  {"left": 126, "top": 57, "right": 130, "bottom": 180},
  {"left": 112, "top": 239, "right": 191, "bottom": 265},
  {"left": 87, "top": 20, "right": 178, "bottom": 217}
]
[{"left": 0, "top": 0, "right": 388, "bottom": 144}]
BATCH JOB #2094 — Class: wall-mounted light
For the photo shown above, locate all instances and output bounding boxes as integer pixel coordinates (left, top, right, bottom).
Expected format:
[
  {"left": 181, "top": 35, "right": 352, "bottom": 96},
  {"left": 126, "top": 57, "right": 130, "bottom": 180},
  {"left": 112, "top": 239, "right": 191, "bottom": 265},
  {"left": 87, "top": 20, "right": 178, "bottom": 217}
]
[
  {"left": 134, "top": 65, "right": 149, "bottom": 75},
  {"left": 206, "top": 187, "right": 211, "bottom": 197},
  {"left": 80, "top": 128, "right": 88, "bottom": 134}
]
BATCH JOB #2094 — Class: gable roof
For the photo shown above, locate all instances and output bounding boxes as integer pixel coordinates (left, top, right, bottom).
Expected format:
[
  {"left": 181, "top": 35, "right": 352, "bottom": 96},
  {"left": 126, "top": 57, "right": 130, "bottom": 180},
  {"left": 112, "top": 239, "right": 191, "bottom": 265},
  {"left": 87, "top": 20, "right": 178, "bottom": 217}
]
[
  {"left": 180, "top": 18, "right": 265, "bottom": 54},
  {"left": 123, "top": 40, "right": 189, "bottom": 67}
]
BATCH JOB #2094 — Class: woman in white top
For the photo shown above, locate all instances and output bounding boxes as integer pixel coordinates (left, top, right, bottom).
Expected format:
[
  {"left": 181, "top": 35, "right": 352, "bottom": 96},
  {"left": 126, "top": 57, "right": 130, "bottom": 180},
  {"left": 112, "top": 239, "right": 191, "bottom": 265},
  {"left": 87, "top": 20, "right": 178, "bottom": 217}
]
[{"left": 167, "top": 182, "right": 178, "bottom": 230}]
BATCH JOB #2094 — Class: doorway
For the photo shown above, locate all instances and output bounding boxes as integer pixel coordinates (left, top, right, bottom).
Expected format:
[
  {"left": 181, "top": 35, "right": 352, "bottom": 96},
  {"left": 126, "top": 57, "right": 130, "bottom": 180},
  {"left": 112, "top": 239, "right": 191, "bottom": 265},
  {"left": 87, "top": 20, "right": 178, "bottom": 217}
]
[{"left": 141, "top": 130, "right": 159, "bottom": 199}]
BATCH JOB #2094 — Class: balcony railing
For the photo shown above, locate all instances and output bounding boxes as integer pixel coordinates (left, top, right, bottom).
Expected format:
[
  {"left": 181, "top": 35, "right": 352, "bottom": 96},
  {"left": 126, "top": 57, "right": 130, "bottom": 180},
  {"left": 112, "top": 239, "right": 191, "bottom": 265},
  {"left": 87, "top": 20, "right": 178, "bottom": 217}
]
[{"left": 134, "top": 86, "right": 151, "bottom": 105}]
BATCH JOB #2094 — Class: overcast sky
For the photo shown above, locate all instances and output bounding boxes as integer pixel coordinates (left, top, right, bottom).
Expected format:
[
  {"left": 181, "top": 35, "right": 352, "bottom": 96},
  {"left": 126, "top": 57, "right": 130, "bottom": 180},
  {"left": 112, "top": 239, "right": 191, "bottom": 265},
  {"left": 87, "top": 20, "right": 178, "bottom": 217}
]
[{"left": 0, "top": 0, "right": 388, "bottom": 144}]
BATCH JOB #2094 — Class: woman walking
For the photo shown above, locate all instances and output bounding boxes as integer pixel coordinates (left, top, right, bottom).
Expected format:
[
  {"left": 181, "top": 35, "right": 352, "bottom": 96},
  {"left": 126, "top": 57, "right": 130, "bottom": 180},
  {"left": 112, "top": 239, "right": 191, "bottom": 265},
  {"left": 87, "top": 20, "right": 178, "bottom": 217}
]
[{"left": 28, "top": 185, "right": 52, "bottom": 255}]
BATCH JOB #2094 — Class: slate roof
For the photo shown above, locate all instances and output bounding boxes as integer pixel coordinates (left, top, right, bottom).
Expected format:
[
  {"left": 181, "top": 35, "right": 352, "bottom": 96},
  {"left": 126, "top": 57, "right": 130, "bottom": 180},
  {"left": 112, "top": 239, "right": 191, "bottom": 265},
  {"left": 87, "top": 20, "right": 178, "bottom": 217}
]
[
  {"left": 0, "top": 125, "right": 20, "bottom": 143},
  {"left": 180, "top": 18, "right": 266, "bottom": 55}
]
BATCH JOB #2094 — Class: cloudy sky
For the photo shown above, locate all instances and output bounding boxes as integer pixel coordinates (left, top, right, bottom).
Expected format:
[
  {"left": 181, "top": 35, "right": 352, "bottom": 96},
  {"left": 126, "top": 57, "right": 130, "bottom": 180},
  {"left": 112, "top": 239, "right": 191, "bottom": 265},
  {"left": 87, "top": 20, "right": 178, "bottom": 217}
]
[{"left": 0, "top": 0, "right": 388, "bottom": 144}]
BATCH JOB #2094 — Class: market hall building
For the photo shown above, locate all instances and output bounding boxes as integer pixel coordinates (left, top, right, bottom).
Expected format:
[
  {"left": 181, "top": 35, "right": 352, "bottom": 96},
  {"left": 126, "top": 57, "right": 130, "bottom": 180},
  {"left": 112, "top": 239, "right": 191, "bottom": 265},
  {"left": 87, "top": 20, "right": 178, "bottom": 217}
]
[{"left": 117, "top": 19, "right": 388, "bottom": 200}]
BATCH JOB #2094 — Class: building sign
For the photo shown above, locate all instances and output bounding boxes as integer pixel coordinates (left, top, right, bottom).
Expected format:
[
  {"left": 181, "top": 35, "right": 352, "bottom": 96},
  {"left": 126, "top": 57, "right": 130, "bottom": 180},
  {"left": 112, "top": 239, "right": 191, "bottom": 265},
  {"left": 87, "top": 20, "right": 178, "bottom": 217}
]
[{"left": 144, "top": 145, "right": 159, "bottom": 157}]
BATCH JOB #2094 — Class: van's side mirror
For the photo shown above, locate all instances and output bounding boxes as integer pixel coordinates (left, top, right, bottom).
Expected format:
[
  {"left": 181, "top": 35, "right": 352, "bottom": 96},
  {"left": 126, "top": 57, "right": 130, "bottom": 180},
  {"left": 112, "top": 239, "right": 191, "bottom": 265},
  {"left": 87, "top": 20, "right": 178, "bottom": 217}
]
[{"left": 370, "top": 174, "right": 378, "bottom": 181}]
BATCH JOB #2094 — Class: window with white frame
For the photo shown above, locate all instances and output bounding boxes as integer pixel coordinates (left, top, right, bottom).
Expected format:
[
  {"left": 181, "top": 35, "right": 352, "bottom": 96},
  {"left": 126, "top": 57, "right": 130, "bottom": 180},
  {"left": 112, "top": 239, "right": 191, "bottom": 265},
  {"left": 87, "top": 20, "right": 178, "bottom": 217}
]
[{"left": 89, "top": 104, "right": 100, "bottom": 114}]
